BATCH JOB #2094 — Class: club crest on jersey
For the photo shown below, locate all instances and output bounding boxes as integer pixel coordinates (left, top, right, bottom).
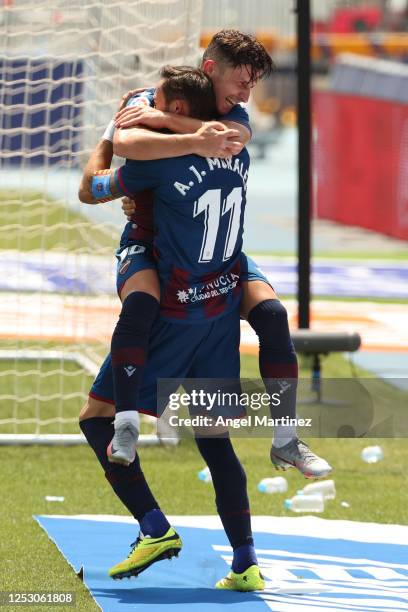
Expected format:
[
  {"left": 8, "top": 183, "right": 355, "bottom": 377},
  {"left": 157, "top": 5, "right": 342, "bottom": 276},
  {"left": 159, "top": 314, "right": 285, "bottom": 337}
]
[{"left": 119, "top": 259, "right": 131, "bottom": 275}]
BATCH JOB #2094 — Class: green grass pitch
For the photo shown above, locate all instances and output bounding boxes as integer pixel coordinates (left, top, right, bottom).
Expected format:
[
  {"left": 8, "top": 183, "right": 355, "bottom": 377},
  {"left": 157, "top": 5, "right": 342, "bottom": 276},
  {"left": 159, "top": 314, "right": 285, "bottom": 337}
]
[
  {"left": 1, "top": 353, "right": 407, "bottom": 611},
  {"left": 0, "top": 191, "right": 117, "bottom": 252}
]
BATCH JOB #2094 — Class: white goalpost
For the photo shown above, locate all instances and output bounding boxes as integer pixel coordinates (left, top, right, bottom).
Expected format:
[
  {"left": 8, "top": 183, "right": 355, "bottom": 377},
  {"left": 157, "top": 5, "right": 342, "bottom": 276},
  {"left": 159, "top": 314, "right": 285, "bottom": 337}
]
[{"left": 0, "top": 0, "right": 203, "bottom": 444}]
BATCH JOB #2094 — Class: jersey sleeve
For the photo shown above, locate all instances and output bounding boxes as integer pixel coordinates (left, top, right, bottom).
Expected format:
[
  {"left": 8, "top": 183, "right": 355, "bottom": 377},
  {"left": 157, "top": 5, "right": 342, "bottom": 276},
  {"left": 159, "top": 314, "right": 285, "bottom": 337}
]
[
  {"left": 126, "top": 88, "right": 155, "bottom": 109},
  {"left": 221, "top": 104, "right": 251, "bottom": 134},
  {"left": 114, "top": 160, "right": 159, "bottom": 197}
]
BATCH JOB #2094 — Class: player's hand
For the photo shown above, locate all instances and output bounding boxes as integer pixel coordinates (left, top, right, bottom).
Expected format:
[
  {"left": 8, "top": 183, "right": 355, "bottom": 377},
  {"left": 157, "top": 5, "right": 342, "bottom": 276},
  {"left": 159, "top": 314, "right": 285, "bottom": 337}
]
[
  {"left": 193, "top": 122, "right": 242, "bottom": 158},
  {"left": 115, "top": 105, "right": 167, "bottom": 130},
  {"left": 117, "top": 86, "right": 152, "bottom": 112},
  {"left": 122, "top": 196, "right": 136, "bottom": 220}
]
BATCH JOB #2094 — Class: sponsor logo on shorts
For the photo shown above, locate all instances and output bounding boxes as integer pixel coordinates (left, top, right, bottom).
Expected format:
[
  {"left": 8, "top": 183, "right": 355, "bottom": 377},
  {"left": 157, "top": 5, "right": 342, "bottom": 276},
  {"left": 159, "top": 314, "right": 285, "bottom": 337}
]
[
  {"left": 119, "top": 259, "right": 131, "bottom": 275},
  {"left": 128, "top": 244, "right": 146, "bottom": 256},
  {"left": 124, "top": 366, "right": 137, "bottom": 377},
  {"left": 118, "top": 244, "right": 147, "bottom": 264}
]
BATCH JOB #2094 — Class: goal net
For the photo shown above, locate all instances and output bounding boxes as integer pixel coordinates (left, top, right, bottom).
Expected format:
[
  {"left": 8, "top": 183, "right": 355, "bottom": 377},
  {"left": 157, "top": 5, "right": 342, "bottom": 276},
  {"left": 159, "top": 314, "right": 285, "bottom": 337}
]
[{"left": 0, "top": 0, "right": 202, "bottom": 444}]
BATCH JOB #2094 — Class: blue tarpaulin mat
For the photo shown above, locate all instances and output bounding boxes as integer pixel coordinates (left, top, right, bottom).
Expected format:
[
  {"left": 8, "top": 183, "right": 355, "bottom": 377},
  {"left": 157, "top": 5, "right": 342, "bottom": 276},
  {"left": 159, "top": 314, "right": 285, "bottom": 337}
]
[{"left": 35, "top": 515, "right": 408, "bottom": 612}]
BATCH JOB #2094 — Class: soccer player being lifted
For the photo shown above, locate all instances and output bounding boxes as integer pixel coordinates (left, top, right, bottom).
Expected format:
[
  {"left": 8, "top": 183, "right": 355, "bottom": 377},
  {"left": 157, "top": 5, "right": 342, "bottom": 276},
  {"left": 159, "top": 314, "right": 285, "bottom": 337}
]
[
  {"left": 79, "top": 65, "right": 264, "bottom": 590},
  {"left": 110, "top": 29, "right": 332, "bottom": 479}
]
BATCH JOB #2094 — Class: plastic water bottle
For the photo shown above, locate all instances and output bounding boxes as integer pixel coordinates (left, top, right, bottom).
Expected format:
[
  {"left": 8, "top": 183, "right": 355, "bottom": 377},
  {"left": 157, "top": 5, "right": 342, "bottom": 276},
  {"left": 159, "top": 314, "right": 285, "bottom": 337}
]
[
  {"left": 198, "top": 466, "right": 212, "bottom": 483},
  {"left": 284, "top": 494, "right": 324, "bottom": 513},
  {"left": 361, "top": 446, "right": 384, "bottom": 463},
  {"left": 301, "top": 479, "right": 336, "bottom": 500},
  {"left": 257, "top": 476, "right": 288, "bottom": 494}
]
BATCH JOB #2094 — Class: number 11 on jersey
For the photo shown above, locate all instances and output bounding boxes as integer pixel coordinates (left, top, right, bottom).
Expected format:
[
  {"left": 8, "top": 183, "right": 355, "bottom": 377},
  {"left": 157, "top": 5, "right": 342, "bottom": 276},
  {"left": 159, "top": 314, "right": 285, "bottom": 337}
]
[{"left": 193, "top": 187, "right": 243, "bottom": 263}]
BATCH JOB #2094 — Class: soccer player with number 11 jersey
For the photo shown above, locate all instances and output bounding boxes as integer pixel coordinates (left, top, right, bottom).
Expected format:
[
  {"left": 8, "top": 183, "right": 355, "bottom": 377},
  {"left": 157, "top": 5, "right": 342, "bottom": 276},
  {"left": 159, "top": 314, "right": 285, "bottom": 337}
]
[
  {"left": 78, "top": 30, "right": 331, "bottom": 591},
  {"left": 80, "top": 64, "right": 264, "bottom": 589},
  {"left": 111, "top": 30, "right": 331, "bottom": 479}
]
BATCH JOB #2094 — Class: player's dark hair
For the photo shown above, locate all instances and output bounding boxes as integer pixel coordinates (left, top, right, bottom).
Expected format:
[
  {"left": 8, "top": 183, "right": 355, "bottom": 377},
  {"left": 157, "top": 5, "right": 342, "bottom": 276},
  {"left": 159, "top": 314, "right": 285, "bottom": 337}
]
[
  {"left": 202, "top": 29, "right": 275, "bottom": 83},
  {"left": 159, "top": 65, "right": 216, "bottom": 120}
]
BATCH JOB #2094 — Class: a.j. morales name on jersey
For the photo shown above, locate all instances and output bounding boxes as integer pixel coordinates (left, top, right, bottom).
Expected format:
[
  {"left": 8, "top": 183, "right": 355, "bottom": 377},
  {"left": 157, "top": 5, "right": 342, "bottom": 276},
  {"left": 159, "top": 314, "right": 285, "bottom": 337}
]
[{"left": 173, "top": 156, "right": 249, "bottom": 197}]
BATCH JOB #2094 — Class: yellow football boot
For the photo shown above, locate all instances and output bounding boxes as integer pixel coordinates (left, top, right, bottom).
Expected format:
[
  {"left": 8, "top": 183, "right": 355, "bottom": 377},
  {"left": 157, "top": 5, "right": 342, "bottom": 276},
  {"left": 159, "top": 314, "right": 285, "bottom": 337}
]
[
  {"left": 215, "top": 564, "right": 265, "bottom": 591},
  {"left": 109, "top": 527, "right": 182, "bottom": 580}
]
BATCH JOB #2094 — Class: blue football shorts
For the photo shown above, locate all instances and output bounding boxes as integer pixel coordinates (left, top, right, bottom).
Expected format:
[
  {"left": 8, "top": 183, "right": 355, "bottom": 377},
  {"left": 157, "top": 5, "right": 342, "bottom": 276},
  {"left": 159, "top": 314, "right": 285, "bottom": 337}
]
[
  {"left": 89, "top": 308, "right": 241, "bottom": 417},
  {"left": 240, "top": 253, "right": 272, "bottom": 287},
  {"left": 115, "top": 242, "right": 156, "bottom": 296}
]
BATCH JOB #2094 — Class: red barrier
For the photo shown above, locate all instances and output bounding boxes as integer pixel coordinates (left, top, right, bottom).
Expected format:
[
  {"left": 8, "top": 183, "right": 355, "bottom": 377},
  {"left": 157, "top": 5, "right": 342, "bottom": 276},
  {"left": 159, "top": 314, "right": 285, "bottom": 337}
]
[{"left": 314, "top": 91, "right": 408, "bottom": 241}]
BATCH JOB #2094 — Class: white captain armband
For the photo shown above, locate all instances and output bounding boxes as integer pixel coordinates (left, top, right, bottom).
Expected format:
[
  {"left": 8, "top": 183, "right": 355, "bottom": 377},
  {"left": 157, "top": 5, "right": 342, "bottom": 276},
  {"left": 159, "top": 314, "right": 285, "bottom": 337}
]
[{"left": 91, "top": 172, "right": 112, "bottom": 200}]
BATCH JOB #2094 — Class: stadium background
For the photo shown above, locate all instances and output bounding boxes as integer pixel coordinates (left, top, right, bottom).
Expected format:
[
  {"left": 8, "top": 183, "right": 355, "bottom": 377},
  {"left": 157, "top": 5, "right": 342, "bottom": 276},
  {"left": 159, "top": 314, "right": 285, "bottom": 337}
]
[{"left": 0, "top": 0, "right": 407, "bottom": 609}]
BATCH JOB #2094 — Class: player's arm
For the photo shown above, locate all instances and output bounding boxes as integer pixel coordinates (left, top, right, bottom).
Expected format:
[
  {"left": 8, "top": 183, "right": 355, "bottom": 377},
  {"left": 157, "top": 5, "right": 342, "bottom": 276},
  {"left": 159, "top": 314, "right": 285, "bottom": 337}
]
[
  {"left": 115, "top": 107, "right": 250, "bottom": 144},
  {"left": 114, "top": 105, "right": 250, "bottom": 160},
  {"left": 153, "top": 112, "right": 250, "bottom": 147},
  {"left": 78, "top": 88, "right": 134, "bottom": 204},
  {"left": 113, "top": 121, "right": 242, "bottom": 161},
  {"left": 212, "top": 103, "right": 252, "bottom": 146},
  {"left": 79, "top": 140, "right": 158, "bottom": 205},
  {"left": 113, "top": 126, "right": 197, "bottom": 161},
  {"left": 78, "top": 139, "right": 123, "bottom": 204}
]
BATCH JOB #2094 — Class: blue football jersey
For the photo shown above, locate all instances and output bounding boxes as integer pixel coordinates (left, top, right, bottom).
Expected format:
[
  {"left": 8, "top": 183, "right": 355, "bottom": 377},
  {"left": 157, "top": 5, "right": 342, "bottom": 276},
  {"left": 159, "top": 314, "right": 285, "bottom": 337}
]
[
  {"left": 126, "top": 88, "right": 155, "bottom": 108},
  {"left": 120, "top": 90, "right": 250, "bottom": 246},
  {"left": 115, "top": 150, "right": 250, "bottom": 323},
  {"left": 219, "top": 103, "right": 251, "bottom": 134}
]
